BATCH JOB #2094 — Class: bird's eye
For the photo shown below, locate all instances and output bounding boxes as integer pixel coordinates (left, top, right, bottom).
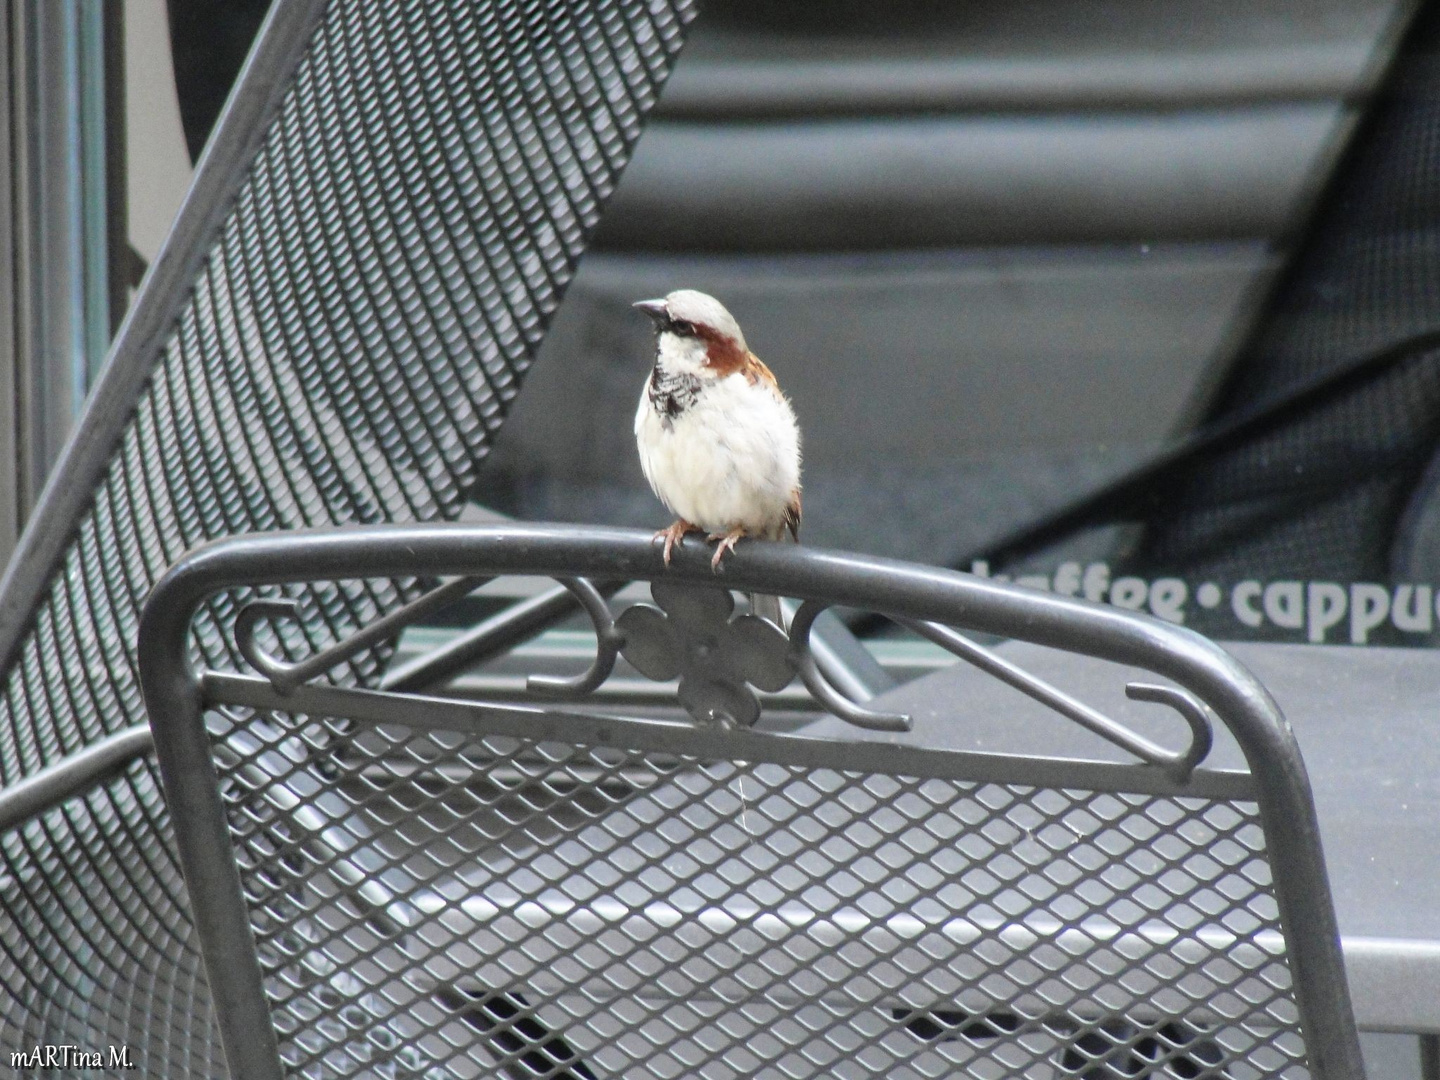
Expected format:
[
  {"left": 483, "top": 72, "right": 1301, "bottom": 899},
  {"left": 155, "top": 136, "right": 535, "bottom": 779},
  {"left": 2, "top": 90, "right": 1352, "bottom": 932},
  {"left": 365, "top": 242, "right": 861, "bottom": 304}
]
[{"left": 671, "top": 319, "right": 695, "bottom": 336}]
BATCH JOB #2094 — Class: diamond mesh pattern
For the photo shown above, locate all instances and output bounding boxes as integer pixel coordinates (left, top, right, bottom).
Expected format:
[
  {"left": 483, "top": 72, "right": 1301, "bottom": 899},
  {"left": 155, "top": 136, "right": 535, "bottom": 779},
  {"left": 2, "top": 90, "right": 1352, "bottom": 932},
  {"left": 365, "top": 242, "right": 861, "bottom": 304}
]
[
  {"left": 0, "top": 0, "right": 692, "bottom": 1072},
  {"left": 211, "top": 710, "right": 1309, "bottom": 1079}
]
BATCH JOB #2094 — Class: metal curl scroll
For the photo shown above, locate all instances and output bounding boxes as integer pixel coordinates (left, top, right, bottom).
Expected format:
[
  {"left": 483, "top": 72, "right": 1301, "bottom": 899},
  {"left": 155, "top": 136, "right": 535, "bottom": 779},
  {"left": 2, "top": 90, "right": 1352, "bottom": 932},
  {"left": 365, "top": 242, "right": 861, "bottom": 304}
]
[
  {"left": 525, "top": 579, "right": 623, "bottom": 698},
  {"left": 235, "top": 576, "right": 489, "bottom": 695},
  {"left": 233, "top": 575, "right": 1211, "bottom": 775},
  {"left": 789, "top": 602, "right": 911, "bottom": 732},
  {"left": 895, "top": 617, "right": 1214, "bottom": 783}
]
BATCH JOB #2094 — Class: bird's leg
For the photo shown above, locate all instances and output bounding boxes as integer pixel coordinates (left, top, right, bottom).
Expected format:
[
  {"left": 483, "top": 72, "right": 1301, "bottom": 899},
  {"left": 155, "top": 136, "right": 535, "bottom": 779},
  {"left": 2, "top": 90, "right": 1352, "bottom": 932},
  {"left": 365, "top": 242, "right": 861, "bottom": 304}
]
[
  {"left": 707, "top": 527, "right": 748, "bottom": 570},
  {"left": 654, "top": 519, "right": 698, "bottom": 566}
]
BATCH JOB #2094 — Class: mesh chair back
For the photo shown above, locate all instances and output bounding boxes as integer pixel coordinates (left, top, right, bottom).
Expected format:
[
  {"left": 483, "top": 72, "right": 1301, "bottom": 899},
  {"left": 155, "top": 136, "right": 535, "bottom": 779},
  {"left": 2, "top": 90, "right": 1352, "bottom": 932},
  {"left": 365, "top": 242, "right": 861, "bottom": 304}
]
[
  {"left": 0, "top": 1, "right": 691, "bottom": 1072},
  {"left": 224, "top": 720, "right": 1299, "bottom": 1078}
]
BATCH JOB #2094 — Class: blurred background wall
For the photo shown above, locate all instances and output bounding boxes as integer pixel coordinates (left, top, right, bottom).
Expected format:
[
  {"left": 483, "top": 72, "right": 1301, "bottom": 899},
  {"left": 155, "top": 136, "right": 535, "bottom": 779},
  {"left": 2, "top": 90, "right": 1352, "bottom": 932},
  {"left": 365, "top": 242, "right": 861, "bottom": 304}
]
[{"left": 0, "top": 0, "right": 1418, "bottom": 570}]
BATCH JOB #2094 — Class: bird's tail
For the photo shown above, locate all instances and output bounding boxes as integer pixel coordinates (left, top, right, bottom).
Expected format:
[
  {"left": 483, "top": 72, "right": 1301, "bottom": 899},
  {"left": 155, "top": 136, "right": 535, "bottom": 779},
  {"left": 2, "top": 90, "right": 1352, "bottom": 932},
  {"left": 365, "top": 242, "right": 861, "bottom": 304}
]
[{"left": 748, "top": 518, "right": 798, "bottom": 628}]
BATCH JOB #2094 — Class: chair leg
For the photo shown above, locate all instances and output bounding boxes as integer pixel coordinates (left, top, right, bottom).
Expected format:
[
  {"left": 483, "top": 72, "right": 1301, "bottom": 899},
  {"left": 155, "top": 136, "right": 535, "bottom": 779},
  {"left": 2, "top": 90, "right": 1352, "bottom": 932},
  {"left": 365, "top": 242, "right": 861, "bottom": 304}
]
[{"left": 1421, "top": 1033, "right": 1440, "bottom": 1080}]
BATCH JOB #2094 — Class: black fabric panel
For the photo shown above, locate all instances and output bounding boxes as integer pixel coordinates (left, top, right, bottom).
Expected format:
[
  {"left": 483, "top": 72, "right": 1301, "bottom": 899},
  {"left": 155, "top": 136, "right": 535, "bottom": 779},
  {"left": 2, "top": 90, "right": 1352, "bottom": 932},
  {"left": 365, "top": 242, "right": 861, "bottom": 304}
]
[{"left": 1130, "top": 6, "right": 1440, "bottom": 584}]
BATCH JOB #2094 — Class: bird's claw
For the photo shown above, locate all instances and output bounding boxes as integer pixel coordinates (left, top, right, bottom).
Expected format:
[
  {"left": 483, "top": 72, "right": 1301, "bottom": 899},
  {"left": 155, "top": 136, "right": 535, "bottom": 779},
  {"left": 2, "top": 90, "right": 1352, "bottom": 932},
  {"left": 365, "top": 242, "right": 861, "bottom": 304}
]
[
  {"left": 654, "top": 523, "right": 748, "bottom": 569},
  {"left": 654, "top": 520, "right": 697, "bottom": 566},
  {"left": 708, "top": 530, "right": 745, "bottom": 570}
]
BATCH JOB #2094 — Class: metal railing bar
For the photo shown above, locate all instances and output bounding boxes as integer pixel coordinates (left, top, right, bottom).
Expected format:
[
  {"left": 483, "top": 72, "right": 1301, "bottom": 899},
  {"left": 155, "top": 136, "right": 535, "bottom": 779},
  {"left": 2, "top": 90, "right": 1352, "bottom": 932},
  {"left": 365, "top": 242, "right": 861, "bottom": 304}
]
[
  {"left": 895, "top": 616, "right": 1213, "bottom": 782},
  {"left": 409, "top": 673, "right": 822, "bottom": 709},
  {"left": 202, "top": 671, "right": 1256, "bottom": 802},
  {"left": 0, "top": 722, "right": 154, "bottom": 834}
]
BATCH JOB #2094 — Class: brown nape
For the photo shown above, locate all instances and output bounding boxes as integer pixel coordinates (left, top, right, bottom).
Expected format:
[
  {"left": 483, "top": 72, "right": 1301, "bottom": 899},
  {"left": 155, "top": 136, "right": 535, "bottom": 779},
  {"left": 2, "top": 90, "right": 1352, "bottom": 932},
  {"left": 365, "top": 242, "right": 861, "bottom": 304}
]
[{"left": 695, "top": 323, "right": 747, "bottom": 376}]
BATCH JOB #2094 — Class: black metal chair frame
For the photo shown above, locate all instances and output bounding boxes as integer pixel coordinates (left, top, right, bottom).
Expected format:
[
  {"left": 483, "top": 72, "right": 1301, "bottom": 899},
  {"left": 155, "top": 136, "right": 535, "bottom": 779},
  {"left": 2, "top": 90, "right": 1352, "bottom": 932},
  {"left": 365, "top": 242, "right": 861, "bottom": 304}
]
[{"left": 138, "top": 521, "right": 1364, "bottom": 1080}]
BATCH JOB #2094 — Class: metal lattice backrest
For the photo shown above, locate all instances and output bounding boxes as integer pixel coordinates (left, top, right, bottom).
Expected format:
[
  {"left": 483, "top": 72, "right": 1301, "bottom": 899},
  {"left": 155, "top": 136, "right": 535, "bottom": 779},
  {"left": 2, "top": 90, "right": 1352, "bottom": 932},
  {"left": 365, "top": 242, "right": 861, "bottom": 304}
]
[
  {"left": 138, "top": 524, "right": 1364, "bottom": 1080},
  {"left": 0, "top": 1, "right": 692, "bottom": 1073},
  {"left": 224, "top": 721, "right": 1290, "bottom": 1079}
]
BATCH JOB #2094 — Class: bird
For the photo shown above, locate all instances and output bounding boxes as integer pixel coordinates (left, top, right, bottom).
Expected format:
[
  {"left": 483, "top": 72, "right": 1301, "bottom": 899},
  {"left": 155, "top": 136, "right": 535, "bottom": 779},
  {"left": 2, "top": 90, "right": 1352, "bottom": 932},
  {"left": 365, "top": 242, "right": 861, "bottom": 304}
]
[{"left": 633, "top": 289, "right": 802, "bottom": 620}]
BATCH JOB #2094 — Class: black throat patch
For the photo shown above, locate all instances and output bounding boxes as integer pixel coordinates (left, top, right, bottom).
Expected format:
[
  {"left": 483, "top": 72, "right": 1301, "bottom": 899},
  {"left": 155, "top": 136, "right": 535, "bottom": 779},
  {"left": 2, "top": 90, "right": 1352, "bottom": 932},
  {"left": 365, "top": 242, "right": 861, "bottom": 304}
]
[{"left": 648, "top": 362, "right": 703, "bottom": 426}]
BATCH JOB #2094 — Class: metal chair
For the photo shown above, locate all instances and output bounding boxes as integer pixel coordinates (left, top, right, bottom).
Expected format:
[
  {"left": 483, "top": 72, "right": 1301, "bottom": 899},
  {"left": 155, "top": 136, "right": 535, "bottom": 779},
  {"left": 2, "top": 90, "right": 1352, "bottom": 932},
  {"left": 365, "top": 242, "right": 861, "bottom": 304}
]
[
  {"left": 0, "top": 0, "right": 693, "bottom": 1071},
  {"left": 139, "top": 521, "right": 1364, "bottom": 1079}
]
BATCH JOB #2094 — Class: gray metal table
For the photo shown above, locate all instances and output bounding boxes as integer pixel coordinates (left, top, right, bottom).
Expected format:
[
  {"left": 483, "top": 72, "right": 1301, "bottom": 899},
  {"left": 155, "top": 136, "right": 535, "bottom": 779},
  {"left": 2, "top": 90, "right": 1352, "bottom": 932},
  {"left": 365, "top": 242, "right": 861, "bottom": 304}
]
[{"left": 846, "top": 639, "right": 1440, "bottom": 1068}]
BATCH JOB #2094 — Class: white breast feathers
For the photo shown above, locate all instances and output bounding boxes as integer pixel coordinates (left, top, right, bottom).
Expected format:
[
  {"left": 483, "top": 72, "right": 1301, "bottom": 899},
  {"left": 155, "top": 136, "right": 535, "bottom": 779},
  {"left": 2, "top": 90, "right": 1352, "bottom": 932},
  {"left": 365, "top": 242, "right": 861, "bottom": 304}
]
[{"left": 636, "top": 370, "right": 800, "bottom": 540}]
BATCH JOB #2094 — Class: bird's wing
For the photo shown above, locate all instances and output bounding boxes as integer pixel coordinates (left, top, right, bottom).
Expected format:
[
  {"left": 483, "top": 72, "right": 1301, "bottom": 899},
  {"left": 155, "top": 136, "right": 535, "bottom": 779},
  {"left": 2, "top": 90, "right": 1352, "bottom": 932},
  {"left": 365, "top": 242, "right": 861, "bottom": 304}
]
[
  {"left": 741, "top": 350, "right": 801, "bottom": 540},
  {"left": 741, "top": 351, "right": 784, "bottom": 396}
]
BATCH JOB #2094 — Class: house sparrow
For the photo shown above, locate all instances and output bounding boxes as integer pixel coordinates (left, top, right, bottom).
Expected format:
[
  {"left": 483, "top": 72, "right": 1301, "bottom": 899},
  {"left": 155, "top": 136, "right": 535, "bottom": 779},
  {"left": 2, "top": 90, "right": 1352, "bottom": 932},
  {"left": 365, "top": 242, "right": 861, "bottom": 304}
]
[{"left": 633, "top": 289, "right": 802, "bottom": 598}]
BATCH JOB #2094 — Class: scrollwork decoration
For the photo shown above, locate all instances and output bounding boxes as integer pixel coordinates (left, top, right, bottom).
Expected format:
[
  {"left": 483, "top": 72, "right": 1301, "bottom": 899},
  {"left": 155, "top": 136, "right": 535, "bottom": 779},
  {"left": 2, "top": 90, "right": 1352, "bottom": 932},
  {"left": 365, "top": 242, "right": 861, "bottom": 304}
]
[
  {"left": 235, "top": 576, "right": 488, "bottom": 695},
  {"left": 525, "top": 579, "right": 623, "bottom": 698},
  {"left": 615, "top": 581, "right": 793, "bottom": 728},
  {"left": 788, "top": 601, "right": 912, "bottom": 732},
  {"left": 232, "top": 574, "right": 1215, "bottom": 779},
  {"left": 893, "top": 616, "right": 1214, "bottom": 782}
]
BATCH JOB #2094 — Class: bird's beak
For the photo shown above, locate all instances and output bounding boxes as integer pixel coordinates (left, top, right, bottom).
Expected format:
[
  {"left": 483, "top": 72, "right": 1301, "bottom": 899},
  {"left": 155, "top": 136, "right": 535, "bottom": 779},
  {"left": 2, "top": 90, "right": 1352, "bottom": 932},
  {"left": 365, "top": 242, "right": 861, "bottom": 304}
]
[{"left": 633, "top": 298, "right": 668, "bottom": 322}]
